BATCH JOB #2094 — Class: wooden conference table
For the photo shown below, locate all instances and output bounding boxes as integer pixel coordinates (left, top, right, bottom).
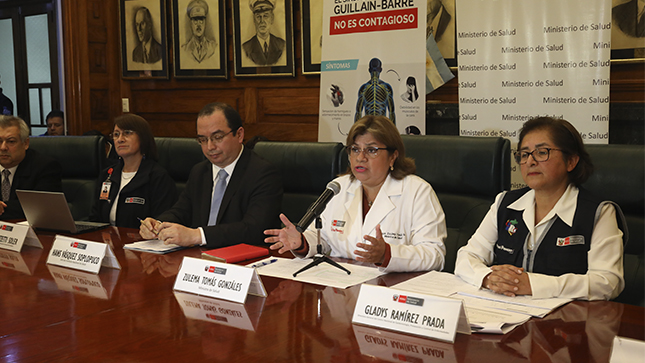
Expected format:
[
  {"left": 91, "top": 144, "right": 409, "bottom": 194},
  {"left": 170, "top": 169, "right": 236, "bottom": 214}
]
[{"left": 1, "top": 227, "right": 643, "bottom": 363}]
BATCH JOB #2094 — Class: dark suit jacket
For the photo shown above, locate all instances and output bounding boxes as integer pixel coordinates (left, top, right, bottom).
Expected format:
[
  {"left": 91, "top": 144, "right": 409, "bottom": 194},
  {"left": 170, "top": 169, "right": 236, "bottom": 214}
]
[
  {"left": 133, "top": 37, "right": 163, "bottom": 63},
  {"left": 613, "top": 0, "right": 644, "bottom": 38},
  {"left": 1, "top": 148, "right": 63, "bottom": 220},
  {"left": 90, "top": 158, "right": 178, "bottom": 229},
  {"left": 157, "top": 148, "right": 283, "bottom": 248},
  {"left": 242, "top": 34, "right": 286, "bottom": 66}
]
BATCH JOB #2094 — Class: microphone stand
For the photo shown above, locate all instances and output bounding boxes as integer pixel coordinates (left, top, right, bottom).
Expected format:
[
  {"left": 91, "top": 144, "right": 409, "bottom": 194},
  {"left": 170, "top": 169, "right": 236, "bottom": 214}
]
[{"left": 293, "top": 217, "right": 351, "bottom": 277}]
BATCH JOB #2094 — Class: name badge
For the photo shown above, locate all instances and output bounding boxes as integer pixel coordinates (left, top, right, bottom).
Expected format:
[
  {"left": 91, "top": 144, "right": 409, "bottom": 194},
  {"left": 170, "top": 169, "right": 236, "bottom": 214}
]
[
  {"left": 100, "top": 181, "right": 111, "bottom": 200},
  {"left": 0, "top": 222, "right": 42, "bottom": 252},
  {"left": 173, "top": 256, "right": 267, "bottom": 304},
  {"left": 46, "top": 235, "right": 121, "bottom": 274},
  {"left": 352, "top": 284, "right": 471, "bottom": 343}
]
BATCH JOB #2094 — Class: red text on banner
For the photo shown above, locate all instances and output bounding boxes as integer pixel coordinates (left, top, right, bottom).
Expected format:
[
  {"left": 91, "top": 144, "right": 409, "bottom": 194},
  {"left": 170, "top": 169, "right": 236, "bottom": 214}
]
[{"left": 330, "top": 8, "right": 418, "bottom": 35}]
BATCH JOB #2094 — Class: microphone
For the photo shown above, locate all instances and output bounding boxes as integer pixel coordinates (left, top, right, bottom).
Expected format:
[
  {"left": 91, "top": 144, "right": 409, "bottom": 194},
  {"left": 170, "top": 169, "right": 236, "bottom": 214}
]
[{"left": 296, "top": 181, "right": 341, "bottom": 233}]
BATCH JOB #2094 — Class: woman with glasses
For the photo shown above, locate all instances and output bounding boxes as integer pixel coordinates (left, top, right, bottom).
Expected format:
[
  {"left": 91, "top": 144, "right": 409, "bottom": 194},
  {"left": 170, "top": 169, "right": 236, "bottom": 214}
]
[
  {"left": 265, "top": 115, "right": 447, "bottom": 272},
  {"left": 455, "top": 117, "right": 624, "bottom": 300},
  {"left": 90, "top": 114, "right": 177, "bottom": 228}
]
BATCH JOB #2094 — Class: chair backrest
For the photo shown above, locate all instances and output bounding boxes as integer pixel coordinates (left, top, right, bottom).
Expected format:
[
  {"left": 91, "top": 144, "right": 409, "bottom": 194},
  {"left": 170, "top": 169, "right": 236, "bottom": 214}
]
[
  {"left": 584, "top": 144, "right": 645, "bottom": 306},
  {"left": 402, "top": 135, "right": 511, "bottom": 272},
  {"left": 154, "top": 137, "right": 205, "bottom": 195},
  {"left": 28, "top": 135, "right": 107, "bottom": 220},
  {"left": 253, "top": 141, "right": 345, "bottom": 222}
]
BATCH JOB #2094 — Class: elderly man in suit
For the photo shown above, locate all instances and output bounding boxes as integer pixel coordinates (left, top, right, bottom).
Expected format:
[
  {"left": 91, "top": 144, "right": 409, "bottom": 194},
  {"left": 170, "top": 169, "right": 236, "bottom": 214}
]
[
  {"left": 0, "top": 116, "right": 62, "bottom": 220},
  {"left": 140, "top": 102, "right": 283, "bottom": 248},
  {"left": 132, "top": 7, "right": 163, "bottom": 63},
  {"left": 242, "top": 0, "right": 286, "bottom": 66}
]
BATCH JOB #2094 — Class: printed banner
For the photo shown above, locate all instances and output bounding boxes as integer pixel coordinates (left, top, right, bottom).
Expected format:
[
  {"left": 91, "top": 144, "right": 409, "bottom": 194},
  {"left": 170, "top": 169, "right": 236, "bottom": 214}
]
[
  {"left": 319, "top": 1, "right": 427, "bottom": 142},
  {"left": 456, "top": 0, "right": 611, "bottom": 188}
]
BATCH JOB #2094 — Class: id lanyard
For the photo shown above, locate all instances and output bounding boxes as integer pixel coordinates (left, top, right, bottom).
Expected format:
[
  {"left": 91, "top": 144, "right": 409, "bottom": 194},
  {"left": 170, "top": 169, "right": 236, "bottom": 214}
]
[{"left": 100, "top": 167, "right": 113, "bottom": 201}]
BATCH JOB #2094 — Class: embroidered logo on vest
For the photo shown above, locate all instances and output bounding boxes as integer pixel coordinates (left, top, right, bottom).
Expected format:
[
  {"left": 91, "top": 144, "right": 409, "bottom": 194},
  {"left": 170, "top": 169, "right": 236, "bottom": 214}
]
[
  {"left": 505, "top": 219, "right": 518, "bottom": 236},
  {"left": 556, "top": 235, "right": 585, "bottom": 246},
  {"left": 125, "top": 197, "right": 145, "bottom": 205}
]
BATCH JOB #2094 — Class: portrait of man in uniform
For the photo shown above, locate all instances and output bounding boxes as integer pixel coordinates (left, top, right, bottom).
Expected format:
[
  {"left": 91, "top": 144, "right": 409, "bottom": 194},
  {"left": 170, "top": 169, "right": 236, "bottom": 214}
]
[
  {"left": 181, "top": 0, "right": 218, "bottom": 65},
  {"left": 242, "top": 0, "right": 286, "bottom": 66}
]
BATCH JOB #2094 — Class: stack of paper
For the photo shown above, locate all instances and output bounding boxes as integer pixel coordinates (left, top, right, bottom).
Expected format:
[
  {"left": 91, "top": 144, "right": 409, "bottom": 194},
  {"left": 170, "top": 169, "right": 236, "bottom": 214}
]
[
  {"left": 392, "top": 271, "right": 572, "bottom": 334},
  {"left": 123, "top": 239, "right": 186, "bottom": 254}
]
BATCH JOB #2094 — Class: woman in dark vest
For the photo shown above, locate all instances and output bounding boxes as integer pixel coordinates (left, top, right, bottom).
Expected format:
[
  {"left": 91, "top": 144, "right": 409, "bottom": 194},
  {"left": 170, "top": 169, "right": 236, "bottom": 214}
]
[
  {"left": 455, "top": 117, "right": 624, "bottom": 300},
  {"left": 90, "top": 114, "right": 177, "bottom": 229}
]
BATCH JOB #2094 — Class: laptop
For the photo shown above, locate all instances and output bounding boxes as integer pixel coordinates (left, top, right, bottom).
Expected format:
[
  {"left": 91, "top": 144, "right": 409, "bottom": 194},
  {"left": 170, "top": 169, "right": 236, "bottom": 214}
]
[{"left": 16, "top": 190, "right": 109, "bottom": 234}]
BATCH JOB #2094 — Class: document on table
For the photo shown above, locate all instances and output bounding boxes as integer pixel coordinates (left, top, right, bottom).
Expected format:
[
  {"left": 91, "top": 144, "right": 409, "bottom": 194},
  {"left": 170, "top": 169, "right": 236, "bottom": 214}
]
[
  {"left": 392, "top": 271, "right": 572, "bottom": 334},
  {"left": 123, "top": 239, "right": 186, "bottom": 254},
  {"left": 247, "top": 257, "right": 384, "bottom": 289}
]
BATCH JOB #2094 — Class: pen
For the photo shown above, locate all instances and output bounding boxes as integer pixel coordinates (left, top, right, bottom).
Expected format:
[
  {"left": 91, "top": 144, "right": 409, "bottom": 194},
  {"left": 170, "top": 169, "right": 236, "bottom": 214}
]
[
  {"left": 138, "top": 217, "right": 160, "bottom": 236},
  {"left": 251, "top": 258, "right": 278, "bottom": 269}
]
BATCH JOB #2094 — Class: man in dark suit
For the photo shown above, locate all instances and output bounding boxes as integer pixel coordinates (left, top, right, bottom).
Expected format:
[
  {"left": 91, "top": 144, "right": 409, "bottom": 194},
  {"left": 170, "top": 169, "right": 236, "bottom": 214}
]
[
  {"left": 0, "top": 116, "right": 62, "bottom": 220},
  {"left": 139, "top": 103, "right": 282, "bottom": 248},
  {"left": 613, "top": 0, "right": 645, "bottom": 38},
  {"left": 132, "top": 7, "right": 163, "bottom": 64},
  {"left": 242, "top": 0, "right": 286, "bottom": 66}
]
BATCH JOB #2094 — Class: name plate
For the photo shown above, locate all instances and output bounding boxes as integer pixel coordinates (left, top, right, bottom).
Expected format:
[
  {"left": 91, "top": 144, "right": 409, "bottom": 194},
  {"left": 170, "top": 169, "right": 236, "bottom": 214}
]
[
  {"left": 352, "top": 284, "right": 470, "bottom": 343},
  {"left": 173, "top": 256, "right": 267, "bottom": 304},
  {"left": 174, "top": 291, "right": 259, "bottom": 331},
  {"left": 46, "top": 235, "right": 121, "bottom": 274},
  {"left": 48, "top": 264, "right": 119, "bottom": 299},
  {"left": 0, "top": 222, "right": 42, "bottom": 252}
]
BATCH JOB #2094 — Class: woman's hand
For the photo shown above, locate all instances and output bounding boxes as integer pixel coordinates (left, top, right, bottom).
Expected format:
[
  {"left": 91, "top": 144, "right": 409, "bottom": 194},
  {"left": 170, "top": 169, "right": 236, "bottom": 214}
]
[
  {"left": 264, "top": 214, "right": 304, "bottom": 254},
  {"left": 483, "top": 264, "right": 532, "bottom": 297},
  {"left": 355, "top": 224, "right": 387, "bottom": 264}
]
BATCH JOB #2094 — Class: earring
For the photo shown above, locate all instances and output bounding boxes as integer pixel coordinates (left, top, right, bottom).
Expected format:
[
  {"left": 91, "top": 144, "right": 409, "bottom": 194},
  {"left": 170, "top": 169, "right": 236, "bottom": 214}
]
[{"left": 390, "top": 165, "right": 394, "bottom": 171}]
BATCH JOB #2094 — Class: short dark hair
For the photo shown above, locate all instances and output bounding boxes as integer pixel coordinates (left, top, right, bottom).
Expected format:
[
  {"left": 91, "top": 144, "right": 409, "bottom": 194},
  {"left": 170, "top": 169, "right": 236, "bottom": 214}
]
[
  {"left": 113, "top": 114, "right": 158, "bottom": 161},
  {"left": 197, "top": 102, "right": 243, "bottom": 135},
  {"left": 345, "top": 115, "right": 415, "bottom": 180},
  {"left": 518, "top": 116, "right": 594, "bottom": 185},
  {"left": 46, "top": 110, "right": 64, "bottom": 121}
]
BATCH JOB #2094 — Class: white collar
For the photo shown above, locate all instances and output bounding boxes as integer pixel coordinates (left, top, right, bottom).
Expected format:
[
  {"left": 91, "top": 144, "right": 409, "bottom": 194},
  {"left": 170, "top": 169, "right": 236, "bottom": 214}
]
[
  {"left": 211, "top": 145, "right": 244, "bottom": 181},
  {"left": 508, "top": 184, "right": 578, "bottom": 227}
]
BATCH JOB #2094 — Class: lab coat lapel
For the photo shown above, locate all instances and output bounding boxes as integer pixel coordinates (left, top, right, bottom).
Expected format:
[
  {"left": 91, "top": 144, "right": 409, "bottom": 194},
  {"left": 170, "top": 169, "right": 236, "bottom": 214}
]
[{"left": 362, "top": 175, "right": 398, "bottom": 236}]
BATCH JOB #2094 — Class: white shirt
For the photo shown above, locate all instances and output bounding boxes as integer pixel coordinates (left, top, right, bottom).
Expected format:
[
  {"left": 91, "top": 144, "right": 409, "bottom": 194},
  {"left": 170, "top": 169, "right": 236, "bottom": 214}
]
[
  {"left": 0, "top": 165, "right": 18, "bottom": 186},
  {"left": 454, "top": 184, "right": 624, "bottom": 300},
  {"left": 297, "top": 174, "right": 447, "bottom": 273},
  {"left": 109, "top": 171, "right": 137, "bottom": 225}
]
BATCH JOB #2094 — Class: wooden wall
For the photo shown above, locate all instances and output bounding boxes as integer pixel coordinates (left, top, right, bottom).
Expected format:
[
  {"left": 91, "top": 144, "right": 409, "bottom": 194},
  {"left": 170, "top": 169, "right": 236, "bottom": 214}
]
[{"left": 62, "top": 0, "right": 644, "bottom": 143}]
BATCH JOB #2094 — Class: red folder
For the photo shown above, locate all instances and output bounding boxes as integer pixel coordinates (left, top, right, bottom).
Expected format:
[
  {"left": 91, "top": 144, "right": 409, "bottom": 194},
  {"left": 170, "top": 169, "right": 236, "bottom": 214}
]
[{"left": 201, "top": 243, "right": 269, "bottom": 263}]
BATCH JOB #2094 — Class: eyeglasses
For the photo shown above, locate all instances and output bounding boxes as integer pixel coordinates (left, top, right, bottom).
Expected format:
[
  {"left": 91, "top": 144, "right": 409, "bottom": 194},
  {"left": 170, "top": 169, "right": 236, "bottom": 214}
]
[
  {"left": 515, "top": 147, "right": 563, "bottom": 164},
  {"left": 346, "top": 145, "right": 391, "bottom": 158},
  {"left": 111, "top": 130, "right": 135, "bottom": 139},
  {"left": 196, "top": 130, "right": 234, "bottom": 145}
]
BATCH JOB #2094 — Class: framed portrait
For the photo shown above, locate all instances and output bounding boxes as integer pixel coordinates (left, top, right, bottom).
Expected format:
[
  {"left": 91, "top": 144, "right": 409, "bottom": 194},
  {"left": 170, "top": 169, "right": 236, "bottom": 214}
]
[
  {"left": 119, "top": 0, "right": 169, "bottom": 79},
  {"left": 171, "top": 0, "right": 228, "bottom": 78},
  {"left": 427, "top": 0, "right": 456, "bottom": 67},
  {"left": 610, "top": 0, "right": 645, "bottom": 63},
  {"left": 300, "top": 0, "right": 322, "bottom": 74},
  {"left": 232, "top": 0, "right": 295, "bottom": 77}
]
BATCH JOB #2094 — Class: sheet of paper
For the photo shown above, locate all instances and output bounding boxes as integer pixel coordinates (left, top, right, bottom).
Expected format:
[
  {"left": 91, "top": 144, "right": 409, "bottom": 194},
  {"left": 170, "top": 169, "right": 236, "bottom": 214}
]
[
  {"left": 610, "top": 336, "right": 645, "bottom": 363},
  {"left": 457, "top": 289, "right": 571, "bottom": 317},
  {"left": 248, "top": 257, "right": 384, "bottom": 289},
  {"left": 123, "top": 239, "right": 185, "bottom": 254},
  {"left": 392, "top": 270, "right": 480, "bottom": 297}
]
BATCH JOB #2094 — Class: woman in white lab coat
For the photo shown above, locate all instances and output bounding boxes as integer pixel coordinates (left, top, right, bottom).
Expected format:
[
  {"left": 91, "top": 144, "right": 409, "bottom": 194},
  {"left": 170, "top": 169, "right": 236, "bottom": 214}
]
[{"left": 264, "top": 115, "right": 447, "bottom": 273}]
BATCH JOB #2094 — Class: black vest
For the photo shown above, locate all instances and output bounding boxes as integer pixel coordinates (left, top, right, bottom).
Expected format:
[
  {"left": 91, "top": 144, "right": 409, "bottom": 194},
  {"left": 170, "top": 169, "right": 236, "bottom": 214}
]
[{"left": 493, "top": 187, "right": 603, "bottom": 276}]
